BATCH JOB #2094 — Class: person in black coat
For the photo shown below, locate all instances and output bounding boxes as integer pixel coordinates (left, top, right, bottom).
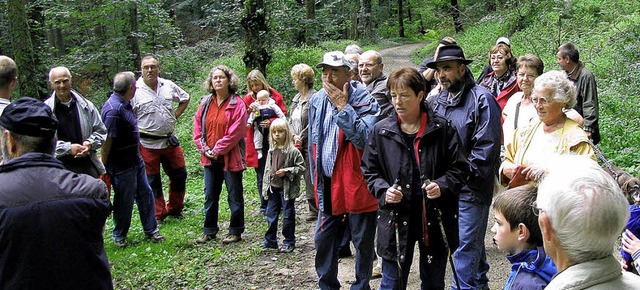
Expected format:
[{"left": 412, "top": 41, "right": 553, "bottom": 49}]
[{"left": 362, "top": 67, "right": 469, "bottom": 289}]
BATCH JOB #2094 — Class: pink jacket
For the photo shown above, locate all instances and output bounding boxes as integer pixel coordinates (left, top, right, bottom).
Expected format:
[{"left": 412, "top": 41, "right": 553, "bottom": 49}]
[{"left": 193, "top": 94, "right": 248, "bottom": 172}]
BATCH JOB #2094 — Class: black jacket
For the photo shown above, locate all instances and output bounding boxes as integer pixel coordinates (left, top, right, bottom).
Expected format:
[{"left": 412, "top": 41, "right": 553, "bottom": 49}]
[
  {"left": 0, "top": 153, "right": 112, "bottom": 289},
  {"left": 362, "top": 105, "right": 468, "bottom": 261}
]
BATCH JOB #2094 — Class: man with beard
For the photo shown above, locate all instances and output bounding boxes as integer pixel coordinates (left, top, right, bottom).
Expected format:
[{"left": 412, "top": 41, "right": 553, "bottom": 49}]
[
  {"left": 426, "top": 44, "right": 502, "bottom": 290},
  {"left": 0, "top": 97, "right": 112, "bottom": 289}
]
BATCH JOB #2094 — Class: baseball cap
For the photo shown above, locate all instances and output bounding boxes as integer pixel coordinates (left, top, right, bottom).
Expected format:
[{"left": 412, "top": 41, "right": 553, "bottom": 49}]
[
  {"left": 0, "top": 97, "right": 58, "bottom": 137},
  {"left": 316, "top": 51, "right": 355, "bottom": 70}
]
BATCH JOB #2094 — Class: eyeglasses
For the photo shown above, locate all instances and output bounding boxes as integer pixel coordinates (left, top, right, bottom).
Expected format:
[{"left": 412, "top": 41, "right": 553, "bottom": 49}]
[
  {"left": 531, "top": 96, "right": 552, "bottom": 105},
  {"left": 517, "top": 73, "right": 538, "bottom": 80},
  {"left": 531, "top": 201, "right": 544, "bottom": 216}
]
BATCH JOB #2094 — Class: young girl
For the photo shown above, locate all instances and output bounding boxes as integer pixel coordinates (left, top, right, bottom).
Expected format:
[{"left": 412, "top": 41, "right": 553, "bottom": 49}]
[
  {"left": 242, "top": 69, "right": 287, "bottom": 215},
  {"left": 261, "top": 118, "right": 305, "bottom": 253}
]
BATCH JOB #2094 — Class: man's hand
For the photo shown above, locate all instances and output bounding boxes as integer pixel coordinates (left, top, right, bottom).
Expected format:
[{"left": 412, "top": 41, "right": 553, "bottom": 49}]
[
  {"left": 71, "top": 143, "right": 89, "bottom": 158},
  {"left": 385, "top": 184, "right": 403, "bottom": 204},
  {"left": 422, "top": 182, "right": 441, "bottom": 199},
  {"left": 323, "top": 81, "right": 349, "bottom": 111},
  {"left": 275, "top": 169, "right": 286, "bottom": 177}
]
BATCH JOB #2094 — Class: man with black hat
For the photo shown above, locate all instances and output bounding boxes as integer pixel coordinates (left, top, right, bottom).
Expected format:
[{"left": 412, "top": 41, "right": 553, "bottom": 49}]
[
  {"left": 426, "top": 44, "right": 502, "bottom": 290},
  {"left": 0, "top": 97, "right": 112, "bottom": 289},
  {"left": 308, "top": 51, "right": 379, "bottom": 290}
]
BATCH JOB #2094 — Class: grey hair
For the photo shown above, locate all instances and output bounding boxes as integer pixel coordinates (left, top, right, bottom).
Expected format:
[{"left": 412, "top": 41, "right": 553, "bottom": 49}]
[
  {"left": 537, "top": 154, "right": 629, "bottom": 264},
  {"left": 48, "top": 66, "right": 72, "bottom": 83},
  {"left": 533, "top": 70, "right": 577, "bottom": 109},
  {"left": 344, "top": 44, "right": 364, "bottom": 55},
  {"left": 112, "top": 71, "right": 136, "bottom": 95}
]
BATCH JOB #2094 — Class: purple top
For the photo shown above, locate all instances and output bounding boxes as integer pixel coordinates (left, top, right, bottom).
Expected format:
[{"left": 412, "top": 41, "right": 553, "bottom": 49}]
[{"left": 101, "top": 92, "right": 142, "bottom": 174}]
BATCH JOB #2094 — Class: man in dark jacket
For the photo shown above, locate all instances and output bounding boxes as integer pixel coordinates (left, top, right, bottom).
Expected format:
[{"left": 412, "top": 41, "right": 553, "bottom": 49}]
[
  {"left": 427, "top": 44, "right": 502, "bottom": 290},
  {"left": 0, "top": 97, "right": 112, "bottom": 289}
]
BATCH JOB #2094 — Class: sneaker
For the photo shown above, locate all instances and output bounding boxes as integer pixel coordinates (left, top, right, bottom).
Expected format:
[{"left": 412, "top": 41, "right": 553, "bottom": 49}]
[
  {"left": 146, "top": 232, "right": 165, "bottom": 243},
  {"left": 195, "top": 233, "right": 216, "bottom": 244},
  {"left": 280, "top": 244, "right": 295, "bottom": 253},
  {"left": 371, "top": 264, "right": 382, "bottom": 278},
  {"left": 114, "top": 239, "right": 127, "bottom": 248},
  {"left": 222, "top": 234, "right": 241, "bottom": 244}
]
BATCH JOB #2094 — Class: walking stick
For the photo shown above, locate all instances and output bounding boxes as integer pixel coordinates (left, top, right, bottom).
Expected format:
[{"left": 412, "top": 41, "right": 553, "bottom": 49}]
[
  {"left": 391, "top": 180, "right": 405, "bottom": 290},
  {"left": 436, "top": 207, "right": 461, "bottom": 290}
]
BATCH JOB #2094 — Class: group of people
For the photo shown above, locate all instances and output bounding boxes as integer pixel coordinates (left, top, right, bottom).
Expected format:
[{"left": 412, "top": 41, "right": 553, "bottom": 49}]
[{"left": 0, "top": 34, "right": 637, "bottom": 290}]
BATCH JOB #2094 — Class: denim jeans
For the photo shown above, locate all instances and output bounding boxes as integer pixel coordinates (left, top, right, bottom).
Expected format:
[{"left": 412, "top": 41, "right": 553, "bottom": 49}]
[
  {"left": 315, "top": 211, "right": 376, "bottom": 290},
  {"left": 264, "top": 187, "right": 296, "bottom": 247},
  {"left": 452, "top": 200, "right": 490, "bottom": 290},
  {"left": 203, "top": 163, "right": 245, "bottom": 236},
  {"left": 111, "top": 159, "right": 158, "bottom": 242},
  {"left": 255, "top": 146, "right": 268, "bottom": 211}
]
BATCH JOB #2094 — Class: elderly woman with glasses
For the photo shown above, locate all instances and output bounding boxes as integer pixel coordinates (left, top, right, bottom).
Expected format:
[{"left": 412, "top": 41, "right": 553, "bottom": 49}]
[{"left": 499, "top": 70, "right": 595, "bottom": 187}]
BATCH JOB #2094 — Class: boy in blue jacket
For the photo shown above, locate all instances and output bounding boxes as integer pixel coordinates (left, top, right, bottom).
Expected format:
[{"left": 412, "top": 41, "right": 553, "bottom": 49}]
[{"left": 491, "top": 185, "right": 557, "bottom": 290}]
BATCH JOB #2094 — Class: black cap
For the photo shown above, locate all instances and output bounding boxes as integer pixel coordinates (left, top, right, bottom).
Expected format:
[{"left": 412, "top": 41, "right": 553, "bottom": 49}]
[
  {"left": 426, "top": 44, "right": 473, "bottom": 69},
  {"left": 0, "top": 97, "right": 58, "bottom": 137}
]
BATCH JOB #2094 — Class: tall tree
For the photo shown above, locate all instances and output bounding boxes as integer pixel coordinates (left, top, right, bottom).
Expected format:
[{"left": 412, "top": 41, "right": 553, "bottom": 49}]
[
  {"left": 7, "top": 0, "right": 40, "bottom": 98},
  {"left": 130, "top": 2, "right": 141, "bottom": 70},
  {"left": 451, "top": 0, "right": 464, "bottom": 33},
  {"left": 242, "top": 0, "right": 270, "bottom": 74},
  {"left": 360, "top": 0, "right": 373, "bottom": 40},
  {"left": 398, "top": 0, "right": 405, "bottom": 37},
  {"left": 305, "top": 0, "right": 316, "bottom": 44}
]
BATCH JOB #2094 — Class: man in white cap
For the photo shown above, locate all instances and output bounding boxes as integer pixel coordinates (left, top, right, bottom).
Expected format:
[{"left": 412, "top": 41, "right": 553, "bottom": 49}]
[{"left": 308, "top": 51, "right": 379, "bottom": 290}]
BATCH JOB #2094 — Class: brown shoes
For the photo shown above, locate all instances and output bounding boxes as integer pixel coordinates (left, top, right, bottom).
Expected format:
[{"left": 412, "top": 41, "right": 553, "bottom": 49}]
[
  {"left": 222, "top": 234, "right": 241, "bottom": 244},
  {"left": 195, "top": 234, "right": 215, "bottom": 244}
]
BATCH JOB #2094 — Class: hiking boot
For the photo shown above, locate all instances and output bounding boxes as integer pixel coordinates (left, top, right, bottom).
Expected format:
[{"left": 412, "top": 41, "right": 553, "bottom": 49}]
[
  {"left": 114, "top": 239, "right": 127, "bottom": 248},
  {"left": 222, "top": 234, "right": 241, "bottom": 244},
  {"left": 195, "top": 234, "right": 216, "bottom": 244},
  {"left": 371, "top": 264, "right": 382, "bottom": 278},
  {"left": 279, "top": 244, "right": 295, "bottom": 253},
  {"left": 338, "top": 247, "right": 352, "bottom": 258},
  {"left": 305, "top": 211, "right": 317, "bottom": 221},
  {"left": 261, "top": 242, "right": 278, "bottom": 251},
  {"left": 146, "top": 232, "right": 165, "bottom": 243}
]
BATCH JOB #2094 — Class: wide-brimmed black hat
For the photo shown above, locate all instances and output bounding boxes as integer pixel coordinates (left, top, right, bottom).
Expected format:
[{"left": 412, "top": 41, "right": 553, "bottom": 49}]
[{"left": 426, "top": 44, "right": 473, "bottom": 69}]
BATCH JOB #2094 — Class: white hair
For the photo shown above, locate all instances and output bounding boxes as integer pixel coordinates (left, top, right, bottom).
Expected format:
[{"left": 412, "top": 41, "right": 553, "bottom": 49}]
[
  {"left": 537, "top": 154, "right": 629, "bottom": 263},
  {"left": 533, "top": 70, "right": 577, "bottom": 109},
  {"left": 48, "top": 66, "right": 72, "bottom": 83}
]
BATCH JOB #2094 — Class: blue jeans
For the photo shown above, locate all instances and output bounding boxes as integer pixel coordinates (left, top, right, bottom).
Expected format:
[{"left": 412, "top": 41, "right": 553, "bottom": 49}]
[
  {"left": 203, "top": 163, "right": 245, "bottom": 236},
  {"left": 452, "top": 200, "right": 490, "bottom": 290},
  {"left": 111, "top": 160, "right": 158, "bottom": 242},
  {"left": 315, "top": 211, "right": 376, "bottom": 290},
  {"left": 256, "top": 142, "right": 268, "bottom": 211},
  {"left": 264, "top": 187, "right": 296, "bottom": 247}
]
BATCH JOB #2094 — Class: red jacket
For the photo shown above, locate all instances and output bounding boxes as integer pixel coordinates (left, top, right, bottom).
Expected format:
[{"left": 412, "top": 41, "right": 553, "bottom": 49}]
[
  {"left": 242, "top": 88, "right": 287, "bottom": 168},
  {"left": 312, "top": 130, "right": 378, "bottom": 215}
]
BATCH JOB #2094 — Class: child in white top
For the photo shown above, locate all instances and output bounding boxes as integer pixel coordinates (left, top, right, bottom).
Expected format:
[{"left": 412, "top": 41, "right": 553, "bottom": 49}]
[{"left": 247, "top": 90, "right": 285, "bottom": 159}]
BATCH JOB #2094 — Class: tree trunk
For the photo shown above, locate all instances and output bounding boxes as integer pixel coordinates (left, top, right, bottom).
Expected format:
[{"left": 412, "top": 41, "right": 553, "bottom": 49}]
[
  {"left": 407, "top": 0, "right": 412, "bottom": 22},
  {"left": 304, "top": 0, "right": 316, "bottom": 45},
  {"left": 451, "top": 0, "right": 464, "bottom": 33},
  {"left": 242, "top": 0, "right": 270, "bottom": 75},
  {"left": 398, "top": 0, "right": 405, "bottom": 37},
  {"left": 129, "top": 2, "right": 141, "bottom": 71},
  {"left": 7, "top": 0, "right": 40, "bottom": 98},
  {"left": 361, "top": 0, "right": 373, "bottom": 40}
]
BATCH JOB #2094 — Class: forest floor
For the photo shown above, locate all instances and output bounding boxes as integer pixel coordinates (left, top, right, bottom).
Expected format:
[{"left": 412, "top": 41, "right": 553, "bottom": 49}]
[{"left": 212, "top": 42, "right": 511, "bottom": 290}]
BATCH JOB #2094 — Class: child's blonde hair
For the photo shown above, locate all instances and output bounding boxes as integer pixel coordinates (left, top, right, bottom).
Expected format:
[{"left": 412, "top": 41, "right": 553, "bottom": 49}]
[{"left": 269, "top": 118, "right": 293, "bottom": 150}]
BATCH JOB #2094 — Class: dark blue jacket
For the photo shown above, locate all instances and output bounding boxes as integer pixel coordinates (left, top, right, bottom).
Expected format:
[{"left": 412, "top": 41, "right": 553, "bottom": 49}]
[
  {"left": 428, "top": 71, "right": 502, "bottom": 205},
  {"left": 0, "top": 153, "right": 112, "bottom": 289},
  {"left": 504, "top": 246, "right": 557, "bottom": 290}
]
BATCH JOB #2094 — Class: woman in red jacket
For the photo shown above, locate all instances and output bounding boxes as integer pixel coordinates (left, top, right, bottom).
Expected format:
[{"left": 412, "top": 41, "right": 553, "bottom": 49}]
[{"left": 242, "top": 69, "right": 287, "bottom": 214}]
